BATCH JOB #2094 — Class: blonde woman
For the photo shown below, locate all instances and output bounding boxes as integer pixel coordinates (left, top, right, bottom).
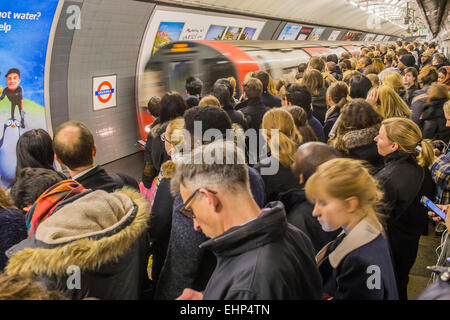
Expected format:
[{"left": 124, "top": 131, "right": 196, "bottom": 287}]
[
  {"left": 381, "top": 71, "right": 408, "bottom": 103},
  {"left": 255, "top": 108, "right": 303, "bottom": 204},
  {"left": 306, "top": 158, "right": 398, "bottom": 300},
  {"left": 149, "top": 117, "right": 185, "bottom": 283},
  {"left": 367, "top": 85, "right": 411, "bottom": 119},
  {"left": 374, "top": 117, "right": 435, "bottom": 300},
  {"left": 302, "top": 69, "right": 327, "bottom": 124}
]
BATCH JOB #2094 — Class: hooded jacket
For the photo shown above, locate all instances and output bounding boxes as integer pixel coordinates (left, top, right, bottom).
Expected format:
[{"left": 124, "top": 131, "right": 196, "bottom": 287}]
[
  {"left": 201, "top": 201, "right": 323, "bottom": 300},
  {"left": 5, "top": 188, "right": 151, "bottom": 300},
  {"left": 420, "top": 98, "right": 450, "bottom": 141}
]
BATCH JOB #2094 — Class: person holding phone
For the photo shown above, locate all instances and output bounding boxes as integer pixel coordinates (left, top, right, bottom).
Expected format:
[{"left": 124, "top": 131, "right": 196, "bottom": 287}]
[{"left": 374, "top": 117, "right": 436, "bottom": 300}]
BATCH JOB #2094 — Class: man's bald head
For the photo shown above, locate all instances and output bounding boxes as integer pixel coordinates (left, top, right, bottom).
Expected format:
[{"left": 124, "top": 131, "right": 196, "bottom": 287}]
[
  {"left": 292, "top": 142, "right": 340, "bottom": 183},
  {"left": 53, "top": 121, "right": 95, "bottom": 170}
]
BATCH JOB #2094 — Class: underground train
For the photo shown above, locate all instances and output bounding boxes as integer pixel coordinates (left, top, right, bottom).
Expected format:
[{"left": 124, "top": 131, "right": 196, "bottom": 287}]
[{"left": 136, "top": 40, "right": 375, "bottom": 147}]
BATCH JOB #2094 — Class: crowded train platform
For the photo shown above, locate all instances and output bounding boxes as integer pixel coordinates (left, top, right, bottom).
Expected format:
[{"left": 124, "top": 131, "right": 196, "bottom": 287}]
[{"left": 0, "top": 0, "right": 449, "bottom": 308}]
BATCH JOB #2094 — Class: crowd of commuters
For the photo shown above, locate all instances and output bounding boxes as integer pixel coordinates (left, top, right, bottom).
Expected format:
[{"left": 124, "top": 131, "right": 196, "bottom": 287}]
[{"left": 0, "top": 40, "right": 449, "bottom": 300}]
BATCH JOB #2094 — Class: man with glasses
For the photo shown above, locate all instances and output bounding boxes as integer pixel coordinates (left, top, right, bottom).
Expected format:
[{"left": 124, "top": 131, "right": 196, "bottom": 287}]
[{"left": 174, "top": 140, "right": 322, "bottom": 300}]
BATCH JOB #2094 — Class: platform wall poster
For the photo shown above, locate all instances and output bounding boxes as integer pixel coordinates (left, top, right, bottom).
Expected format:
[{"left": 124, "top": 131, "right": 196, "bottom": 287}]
[
  {"left": 0, "top": 1, "right": 59, "bottom": 187},
  {"left": 145, "top": 8, "right": 266, "bottom": 56}
]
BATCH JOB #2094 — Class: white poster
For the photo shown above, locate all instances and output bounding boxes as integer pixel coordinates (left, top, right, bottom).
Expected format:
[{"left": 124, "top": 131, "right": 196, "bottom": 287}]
[
  {"left": 364, "top": 33, "right": 376, "bottom": 41},
  {"left": 93, "top": 75, "right": 117, "bottom": 111},
  {"left": 328, "top": 30, "right": 341, "bottom": 41},
  {"left": 375, "top": 35, "right": 385, "bottom": 41}
]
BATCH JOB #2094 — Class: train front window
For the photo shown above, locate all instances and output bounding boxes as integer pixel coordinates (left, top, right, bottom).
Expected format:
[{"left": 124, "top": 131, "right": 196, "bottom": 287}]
[
  {"left": 201, "top": 58, "right": 239, "bottom": 96},
  {"left": 168, "top": 61, "right": 196, "bottom": 97}
]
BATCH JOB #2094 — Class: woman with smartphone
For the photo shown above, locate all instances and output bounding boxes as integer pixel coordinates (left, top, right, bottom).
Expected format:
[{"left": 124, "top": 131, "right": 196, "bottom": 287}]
[{"left": 374, "top": 117, "right": 436, "bottom": 300}]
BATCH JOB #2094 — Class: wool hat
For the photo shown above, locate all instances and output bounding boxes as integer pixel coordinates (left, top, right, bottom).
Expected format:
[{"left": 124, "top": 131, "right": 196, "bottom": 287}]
[{"left": 400, "top": 54, "right": 416, "bottom": 67}]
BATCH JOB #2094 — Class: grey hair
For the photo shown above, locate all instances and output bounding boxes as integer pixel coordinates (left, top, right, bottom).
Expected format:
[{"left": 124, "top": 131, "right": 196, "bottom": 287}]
[{"left": 170, "top": 140, "right": 249, "bottom": 195}]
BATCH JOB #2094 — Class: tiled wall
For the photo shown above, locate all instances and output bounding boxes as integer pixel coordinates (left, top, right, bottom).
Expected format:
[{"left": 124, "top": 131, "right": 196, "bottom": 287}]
[{"left": 50, "top": 0, "right": 155, "bottom": 165}]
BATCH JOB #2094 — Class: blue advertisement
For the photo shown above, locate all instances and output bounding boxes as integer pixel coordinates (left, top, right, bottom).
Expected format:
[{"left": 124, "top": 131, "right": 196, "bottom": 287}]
[{"left": 0, "top": 1, "right": 59, "bottom": 186}]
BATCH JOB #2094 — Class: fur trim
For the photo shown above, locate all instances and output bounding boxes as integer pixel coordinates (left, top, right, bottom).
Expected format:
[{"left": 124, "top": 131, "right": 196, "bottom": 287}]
[
  {"left": 161, "top": 160, "right": 176, "bottom": 179},
  {"left": 6, "top": 188, "right": 150, "bottom": 277},
  {"left": 342, "top": 127, "right": 379, "bottom": 150},
  {"left": 151, "top": 121, "right": 169, "bottom": 138}
]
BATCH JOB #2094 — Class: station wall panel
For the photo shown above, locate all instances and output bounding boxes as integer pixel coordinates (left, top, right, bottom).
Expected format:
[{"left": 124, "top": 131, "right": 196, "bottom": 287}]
[{"left": 63, "top": 0, "right": 155, "bottom": 166}]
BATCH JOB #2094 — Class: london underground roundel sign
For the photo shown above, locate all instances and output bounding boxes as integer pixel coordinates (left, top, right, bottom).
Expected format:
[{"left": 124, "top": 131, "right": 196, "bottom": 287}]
[{"left": 92, "top": 75, "right": 117, "bottom": 111}]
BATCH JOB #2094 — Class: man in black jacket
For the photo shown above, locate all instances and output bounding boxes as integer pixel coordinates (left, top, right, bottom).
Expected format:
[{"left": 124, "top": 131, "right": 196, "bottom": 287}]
[
  {"left": 288, "top": 142, "right": 341, "bottom": 253},
  {"left": 53, "top": 121, "right": 138, "bottom": 192},
  {"left": 174, "top": 140, "right": 322, "bottom": 300}
]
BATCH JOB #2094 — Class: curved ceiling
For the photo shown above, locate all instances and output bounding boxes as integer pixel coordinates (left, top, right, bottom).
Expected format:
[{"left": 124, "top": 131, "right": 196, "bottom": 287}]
[{"left": 155, "top": 0, "right": 427, "bottom": 36}]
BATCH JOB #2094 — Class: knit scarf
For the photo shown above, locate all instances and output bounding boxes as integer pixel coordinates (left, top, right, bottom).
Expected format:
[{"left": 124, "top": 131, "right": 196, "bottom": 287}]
[{"left": 25, "top": 179, "right": 87, "bottom": 236}]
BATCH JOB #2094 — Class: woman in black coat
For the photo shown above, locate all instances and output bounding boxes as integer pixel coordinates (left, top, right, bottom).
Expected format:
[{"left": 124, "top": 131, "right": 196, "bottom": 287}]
[
  {"left": 255, "top": 108, "right": 302, "bottom": 207},
  {"left": 374, "top": 117, "right": 436, "bottom": 300}
]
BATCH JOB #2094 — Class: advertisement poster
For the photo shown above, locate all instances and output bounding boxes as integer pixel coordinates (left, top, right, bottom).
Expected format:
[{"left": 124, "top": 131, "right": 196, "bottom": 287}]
[
  {"left": 375, "top": 34, "right": 385, "bottom": 41},
  {"left": 364, "top": 33, "right": 376, "bottom": 41},
  {"left": 0, "top": 1, "right": 58, "bottom": 187},
  {"left": 297, "top": 27, "right": 313, "bottom": 40},
  {"left": 223, "top": 26, "right": 243, "bottom": 40},
  {"left": 343, "top": 31, "right": 362, "bottom": 41},
  {"left": 152, "top": 21, "right": 185, "bottom": 55},
  {"left": 328, "top": 30, "right": 342, "bottom": 41},
  {"left": 307, "top": 28, "right": 324, "bottom": 41},
  {"left": 278, "top": 24, "right": 302, "bottom": 40},
  {"left": 205, "top": 25, "right": 227, "bottom": 40},
  {"left": 239, "top": 27, "right": 256, "bottom": 40}
]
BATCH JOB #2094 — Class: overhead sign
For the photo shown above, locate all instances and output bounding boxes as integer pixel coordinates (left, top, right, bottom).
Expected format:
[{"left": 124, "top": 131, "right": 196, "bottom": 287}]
[{"left": 93, "top": 75, "right": 117, "bottom": 111}]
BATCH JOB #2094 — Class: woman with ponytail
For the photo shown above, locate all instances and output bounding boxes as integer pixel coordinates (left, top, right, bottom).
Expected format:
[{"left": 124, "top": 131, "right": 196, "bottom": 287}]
[
  {"left": 306, "top": 158, "right": 398, "bottom": 300},
  {"left": 256, "top": 108, "right": 303, "bottom": 205},
  {"left": 324, "top": 81, "right": 349, "bottom": 138},
  {"left": 374, "top": 117, "right": 436, "bottom": 300}
]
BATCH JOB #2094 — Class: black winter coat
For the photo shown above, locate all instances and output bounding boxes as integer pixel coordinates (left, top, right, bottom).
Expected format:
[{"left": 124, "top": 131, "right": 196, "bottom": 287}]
[
  {"left": 254, "top": 156, "right": 301, "bottom": 206},
  {"left": 279, "top": 188, "right": 340, "bottom": 253},
  {"left": 375, "top": 150, "right": 434, "bottom": 236},
  {"left": 239, "top": 97, "right": 270, "bottom": 131},
  {"left": 76, "top": 165, "right": 139, "bottom": 193},
  {"left": 201, "top": 201, "right": 323, "bottom": 300},
  {"left": 0, "top": 208, "right": 26, "bottom": 271},
  {"left": 410, "top": 85, "right": 430, "bottom": 124},
  {"left": 312, "top": 88, "right": 327, "bottom": 125},
  {"left": 148, "top": 178, "right": 173, "bottom": 284},
  {"left": 420, "top": 98, "right": 450, "bottom": 141},
  {"left": 142, "top": 121, "right": 170, "bottom": 188}
]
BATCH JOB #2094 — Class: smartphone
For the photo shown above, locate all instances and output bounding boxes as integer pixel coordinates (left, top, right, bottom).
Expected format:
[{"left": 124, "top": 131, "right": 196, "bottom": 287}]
[{"left": 420, "top": 196, "right": 446, "bottom": 220}]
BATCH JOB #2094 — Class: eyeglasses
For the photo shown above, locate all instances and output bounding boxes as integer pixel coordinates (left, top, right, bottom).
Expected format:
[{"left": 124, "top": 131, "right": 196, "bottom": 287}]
[{"left": 178, "top": 188, "right": 217, "bottom": 219}]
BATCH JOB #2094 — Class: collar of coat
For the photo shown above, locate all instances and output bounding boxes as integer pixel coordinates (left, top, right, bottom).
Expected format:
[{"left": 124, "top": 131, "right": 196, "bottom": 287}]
[
  {"left": 151, "top": 120, "right": 170, "bottom": 138},
  {"left": 342, "top": 126, "right": 379, "bottom": 150},
  {"left": 6, "top": 187, "right": 149, "bottom": 277},
  {"left": 199, "top": 201, "right": 287, "bottom": 257},
  {"left": 316, "top": 216, "right": 381, "bottom": 268}
]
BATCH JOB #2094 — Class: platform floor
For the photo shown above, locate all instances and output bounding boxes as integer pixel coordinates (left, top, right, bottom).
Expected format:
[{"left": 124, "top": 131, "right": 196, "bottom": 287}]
[{"left": 102, "top": 151, "right": 443, "bottom": 300}]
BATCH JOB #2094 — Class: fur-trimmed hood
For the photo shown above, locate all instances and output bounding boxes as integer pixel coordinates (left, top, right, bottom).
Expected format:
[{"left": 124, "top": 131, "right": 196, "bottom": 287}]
[
  {"left": 6, "top": 188, "right": 150, "bottom": 277},
  {"left": 342, "top": 127, "right": 379, "bottom": 150}
]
